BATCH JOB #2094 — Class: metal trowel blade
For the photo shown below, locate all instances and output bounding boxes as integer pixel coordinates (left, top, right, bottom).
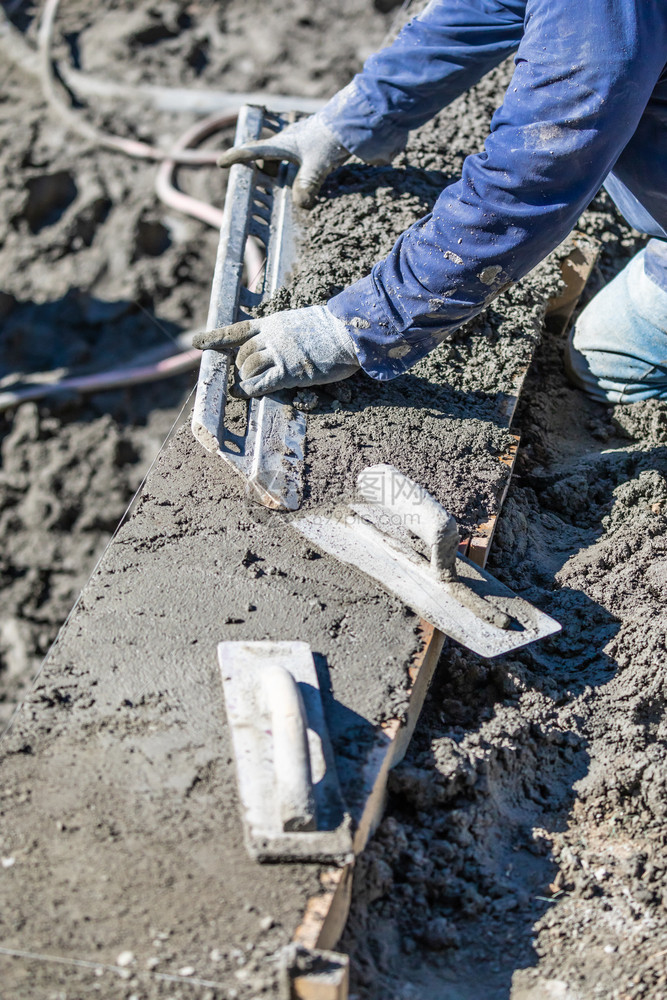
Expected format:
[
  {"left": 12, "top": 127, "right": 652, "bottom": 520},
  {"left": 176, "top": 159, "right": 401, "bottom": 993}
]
[{"left": 292, "top": 511, "right": 561, "bottom": 659}]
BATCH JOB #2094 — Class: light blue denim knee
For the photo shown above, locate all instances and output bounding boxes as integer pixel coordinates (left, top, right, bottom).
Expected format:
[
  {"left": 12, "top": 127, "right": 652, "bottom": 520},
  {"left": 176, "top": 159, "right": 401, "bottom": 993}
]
[{"left": 565, "top": 240, "right": 667, "bottom": 404}]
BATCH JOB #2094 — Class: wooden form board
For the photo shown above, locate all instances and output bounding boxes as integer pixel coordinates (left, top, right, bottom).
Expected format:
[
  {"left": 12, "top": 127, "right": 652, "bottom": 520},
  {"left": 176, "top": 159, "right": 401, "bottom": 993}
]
[{"left": 462, "top": 234, "right": 599, "bottom": 570}]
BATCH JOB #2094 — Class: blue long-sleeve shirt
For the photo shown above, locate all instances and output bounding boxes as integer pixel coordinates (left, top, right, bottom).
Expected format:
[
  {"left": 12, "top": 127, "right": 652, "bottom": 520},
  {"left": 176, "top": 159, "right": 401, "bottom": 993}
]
[{"left": 320, "top": 0, "right": 667, "bottom": 379}]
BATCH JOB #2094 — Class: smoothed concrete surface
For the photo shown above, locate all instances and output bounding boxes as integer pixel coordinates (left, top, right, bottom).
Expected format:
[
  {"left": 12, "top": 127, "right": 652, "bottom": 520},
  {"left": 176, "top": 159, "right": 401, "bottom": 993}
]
[{"left": 0, "top": 419, "right": 423, "bottom": 999}]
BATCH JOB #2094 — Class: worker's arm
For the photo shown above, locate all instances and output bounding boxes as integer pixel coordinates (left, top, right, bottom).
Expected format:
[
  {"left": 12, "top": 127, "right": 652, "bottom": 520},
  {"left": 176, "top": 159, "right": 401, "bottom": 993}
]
[
  {"left": 328, "top": 0, "right": 667, "bottom": 379},
  {"left": 320, "top": 0, "right": 525, "bottom": 163},
  {"left": 217, "top": 1, "right": 525, "bottom": 207}
]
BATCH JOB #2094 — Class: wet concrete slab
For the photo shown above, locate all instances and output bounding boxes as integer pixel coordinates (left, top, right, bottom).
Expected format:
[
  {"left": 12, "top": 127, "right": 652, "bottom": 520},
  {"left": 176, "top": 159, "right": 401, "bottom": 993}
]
[{"left": 0, "top": 415, "right": 424, "bottom": 999}]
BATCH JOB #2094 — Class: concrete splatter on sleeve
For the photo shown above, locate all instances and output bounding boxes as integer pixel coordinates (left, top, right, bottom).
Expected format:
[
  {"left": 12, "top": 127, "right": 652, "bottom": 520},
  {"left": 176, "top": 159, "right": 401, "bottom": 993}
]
[{"left": 325, "top": 0, "right": 667, "bottom": 380}]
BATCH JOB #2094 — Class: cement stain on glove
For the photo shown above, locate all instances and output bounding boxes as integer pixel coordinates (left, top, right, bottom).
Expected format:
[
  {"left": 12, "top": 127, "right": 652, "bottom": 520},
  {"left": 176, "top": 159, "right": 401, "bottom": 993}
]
[
  {"left": 193, "top": 305, "right": 360, "bottom": 397},
  {"left": 216, "top": 116, "right": 350, "bottom": 210}
]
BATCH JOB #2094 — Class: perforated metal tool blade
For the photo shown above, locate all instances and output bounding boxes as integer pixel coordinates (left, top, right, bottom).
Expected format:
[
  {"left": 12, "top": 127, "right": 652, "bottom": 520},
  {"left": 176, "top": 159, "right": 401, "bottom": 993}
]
[{"left": 192, "top": 106, "right": 306, "bottom": 511}]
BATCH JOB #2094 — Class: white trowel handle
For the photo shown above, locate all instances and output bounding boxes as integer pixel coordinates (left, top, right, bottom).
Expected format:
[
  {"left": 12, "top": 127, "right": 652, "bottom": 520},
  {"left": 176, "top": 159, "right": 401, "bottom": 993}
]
[
  {"left": 261, "top": 664, "right": 317, "bottom": 833},
  {"left": 357, "top": 464, "right": 460, "bottom": 580}
]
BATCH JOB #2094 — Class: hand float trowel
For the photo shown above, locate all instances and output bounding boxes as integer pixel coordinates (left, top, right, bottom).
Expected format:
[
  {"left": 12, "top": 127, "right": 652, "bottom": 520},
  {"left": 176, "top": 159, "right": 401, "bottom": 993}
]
[
  {"left": 293, "top": 464, "right": 561, "bottom": 659},
  {"left": 192, "top": 105, "right": 306, "bottom": 511},
  {"left": 218, "top": 640, "right": 354, "bottom": 863}
]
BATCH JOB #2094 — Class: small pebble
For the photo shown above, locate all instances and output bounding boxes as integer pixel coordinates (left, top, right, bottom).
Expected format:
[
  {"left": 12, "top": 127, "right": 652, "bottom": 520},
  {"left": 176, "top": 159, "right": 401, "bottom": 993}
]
[
  {"left": 294, "top": 389, "right": 319, "bottom": 413},
  {"left": 403, "top": 936, "right": 417, "bottom": 954},
  {"left": 421, "top": 916, "right": 461, "bottom": 951},
  {"left": 259, "top": 915, "right": 274, "bottom": 932},
  {"left": 179, "top": 966, "right": 195, "bottom": 977},
  {"left": 210, "top": 948, "right": 222, "bottom": 962},
  {"left": 1, "top": 857, "right": 15, "bottom": 868},
  {"left": 116, "top": 951, "right": 134, "bottom": 968},
  {"left": 145, "top": 957, "right": 159, "bottom": 970}
]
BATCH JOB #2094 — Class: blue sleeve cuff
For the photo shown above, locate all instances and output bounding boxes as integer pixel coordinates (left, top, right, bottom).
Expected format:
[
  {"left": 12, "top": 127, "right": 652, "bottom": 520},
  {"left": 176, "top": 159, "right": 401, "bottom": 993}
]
[{"left": 318, "top": 81, "right": 410, "bottom": 165}]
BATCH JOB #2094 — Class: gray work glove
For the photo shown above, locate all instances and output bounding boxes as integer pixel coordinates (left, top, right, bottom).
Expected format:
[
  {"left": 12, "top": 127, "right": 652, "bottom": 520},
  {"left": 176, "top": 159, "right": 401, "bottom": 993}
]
[
  {"left": 217, "top": 116, "right": 351, "bottom": 209},
  {"left": 193, "top": 305, "right": 360, "bottom": 397}
]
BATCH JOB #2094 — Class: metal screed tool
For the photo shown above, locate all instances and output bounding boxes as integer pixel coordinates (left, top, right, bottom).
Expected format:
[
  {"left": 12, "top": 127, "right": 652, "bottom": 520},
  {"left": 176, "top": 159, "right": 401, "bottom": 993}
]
[
  {"left": 192, "top": 105, "right": 306, "bottom": 511},
  {"left": 293, "top": 464, "right": 561, "bottom": 659}
]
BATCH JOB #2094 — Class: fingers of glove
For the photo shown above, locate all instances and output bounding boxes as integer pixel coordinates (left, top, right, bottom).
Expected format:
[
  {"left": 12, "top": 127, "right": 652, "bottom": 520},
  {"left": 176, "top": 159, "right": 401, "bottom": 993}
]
[
  {"left": 309, "top": 363, "right": 360, "bottom": 385},
  {"left": 292, "top": 160, "right": 332, "bottom": 209},
  {"left": 238, "top": 347, "right": 273, "bottom": 382},
  {"left": 238, "top": 362, "right": 360, "bottom": 398},
  {"left": 292, "top": 137, "right": 350, "bottom": 208},
  {"left": 192, "top": 320, "right": 256, "bottom": 352},
  {"left": 237, "top": 365, "right": 291, "bottom": 398},
  {"left": 229, "top": 376, "right": 250, "bottom": 400},
  {"left": 217, "top": 137, "right": 301, "bottom": 170},
  {"left": 235, "top": 330, "right": 268, "bottom": 369}
]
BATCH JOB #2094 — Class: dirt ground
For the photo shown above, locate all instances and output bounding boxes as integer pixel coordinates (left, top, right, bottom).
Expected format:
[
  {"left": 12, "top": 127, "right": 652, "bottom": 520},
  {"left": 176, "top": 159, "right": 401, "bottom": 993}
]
[{"left": 1, "top": 2, "right": 667, "bottom": 1000}]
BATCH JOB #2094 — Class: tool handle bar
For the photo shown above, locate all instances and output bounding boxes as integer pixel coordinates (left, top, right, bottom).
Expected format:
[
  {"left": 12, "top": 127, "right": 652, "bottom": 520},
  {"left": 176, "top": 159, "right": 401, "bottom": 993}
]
[
  {"left": 357, "top": 463, "right": 460, "bottom": 579},
  {"left": 261, "top": 664, "right": 317, "bottom": 833}
]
